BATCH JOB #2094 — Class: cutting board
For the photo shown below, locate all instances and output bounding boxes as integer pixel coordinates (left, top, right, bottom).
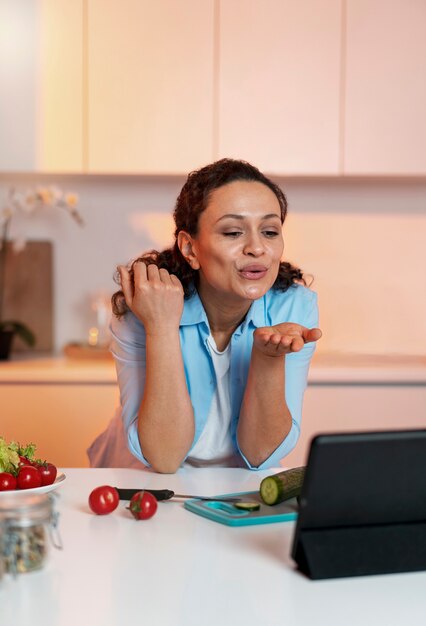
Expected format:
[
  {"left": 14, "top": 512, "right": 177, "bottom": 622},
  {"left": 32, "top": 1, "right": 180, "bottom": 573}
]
[
  {"left": 184, "top": 491, "right": 298, "bottom": 526},
  {"left": 2, "top": 241, "right": 53, "bottom": 352}
]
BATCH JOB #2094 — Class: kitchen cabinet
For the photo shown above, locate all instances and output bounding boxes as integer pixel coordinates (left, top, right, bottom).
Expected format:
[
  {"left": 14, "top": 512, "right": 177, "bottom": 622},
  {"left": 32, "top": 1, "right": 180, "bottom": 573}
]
[
  {"left": 87, "top": 0, "right": 214, "bottom": 174},
  {"left": 0, "top": 358, "right": 119, "bottom": 467},
  {"left": 218, "top": 0, "right": 342, "bottom": 175},
  {"left": 344, "top": 0, "right": 426, "bottom": 175},
  {"left": 0, "top": 0, "right": 83, "bottom": 172},
  {"left": 3, "top": 354, "right": 424, "bottom": 470},
  {"left": 285, "top": 383, "right": 426, "bottom": 467},
  {"left": 284, "top": 354, "right": 426, "bottom": 467},
  {"left": 3, "top": 0, "right": 426, "bottom": 176}
]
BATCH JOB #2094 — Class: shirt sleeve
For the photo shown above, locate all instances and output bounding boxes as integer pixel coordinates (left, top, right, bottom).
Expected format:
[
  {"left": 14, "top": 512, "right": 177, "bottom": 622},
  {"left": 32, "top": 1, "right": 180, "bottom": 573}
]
[
  {"left": 110, "top": 312, "right": 152, "bottom": 467},
  {"left": 238, "top": 289, "right": 319, "bottom": 470}
]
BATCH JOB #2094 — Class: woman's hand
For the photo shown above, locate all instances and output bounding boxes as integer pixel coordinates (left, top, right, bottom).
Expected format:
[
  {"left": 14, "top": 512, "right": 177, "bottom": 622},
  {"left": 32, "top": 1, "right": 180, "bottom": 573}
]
[
  {"left": 253, "top": 323, "right": 322, "bottom": 357},
  {"left": 118, "top": 263, "right": 184, "bottom": 335}
]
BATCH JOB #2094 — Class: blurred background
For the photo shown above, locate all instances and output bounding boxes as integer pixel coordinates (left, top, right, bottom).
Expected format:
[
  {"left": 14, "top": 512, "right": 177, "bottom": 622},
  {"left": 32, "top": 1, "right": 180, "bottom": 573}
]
[{"left": 1, "top": 0, "right": 425, "bottom": 467}]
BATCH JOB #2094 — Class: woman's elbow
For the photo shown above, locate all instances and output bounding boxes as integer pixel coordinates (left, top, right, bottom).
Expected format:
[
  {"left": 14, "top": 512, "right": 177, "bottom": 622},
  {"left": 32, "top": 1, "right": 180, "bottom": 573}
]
[
  {"left": 144, "top": 450, "right": 184, "bottom": 474},
  {"left": 139, "top": 437, "right": 191, "bottom": 474},
  {"left": 150, "top": 461, "right": 181, "bottom": 474}
]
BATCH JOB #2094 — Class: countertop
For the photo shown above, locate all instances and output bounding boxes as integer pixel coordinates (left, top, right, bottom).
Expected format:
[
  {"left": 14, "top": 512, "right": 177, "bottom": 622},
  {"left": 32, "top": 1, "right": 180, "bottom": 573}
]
[
  {"left": 308, "top": 352, "right": 426, "bottom": 383},
  {"left": 1, "top": 352, "right": 425, "bottom": 384},
  {"left": 2, "top": 468, "right": 426, "bottom": 626},
  {"left": 0, "top": 355, "right": 117, "bottom": 383}
]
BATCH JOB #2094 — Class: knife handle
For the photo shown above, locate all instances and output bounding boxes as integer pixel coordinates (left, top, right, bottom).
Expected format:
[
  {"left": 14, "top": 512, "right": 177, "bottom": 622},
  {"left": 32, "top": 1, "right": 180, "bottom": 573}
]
[{"left": 115, "top": 488, "right": 175, "bottom": 501}]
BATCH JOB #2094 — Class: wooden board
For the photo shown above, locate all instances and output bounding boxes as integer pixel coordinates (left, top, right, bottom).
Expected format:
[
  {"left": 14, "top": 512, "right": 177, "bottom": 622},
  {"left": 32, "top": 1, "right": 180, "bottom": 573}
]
[{"left": 2, "top": 241, "right": 53, "bottom": 352}]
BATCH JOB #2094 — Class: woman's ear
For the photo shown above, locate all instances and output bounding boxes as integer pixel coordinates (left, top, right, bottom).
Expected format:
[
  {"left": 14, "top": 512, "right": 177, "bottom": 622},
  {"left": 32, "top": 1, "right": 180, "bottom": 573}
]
[{"left": 177, "top": 231, "right": 200, "bottom": 270}]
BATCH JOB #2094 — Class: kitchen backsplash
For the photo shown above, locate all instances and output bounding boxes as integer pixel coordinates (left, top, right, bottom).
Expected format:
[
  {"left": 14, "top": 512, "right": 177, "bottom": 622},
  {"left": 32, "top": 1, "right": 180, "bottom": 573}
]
[{"left": 0, "top": 174, "right": 425, "bottom": 356}]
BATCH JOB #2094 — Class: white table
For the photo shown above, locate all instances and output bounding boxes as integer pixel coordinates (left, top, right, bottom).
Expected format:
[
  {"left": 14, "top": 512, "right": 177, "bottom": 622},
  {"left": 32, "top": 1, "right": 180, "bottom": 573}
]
[{"left": 2, "top": 468, "right": 426, "bottom": 626}]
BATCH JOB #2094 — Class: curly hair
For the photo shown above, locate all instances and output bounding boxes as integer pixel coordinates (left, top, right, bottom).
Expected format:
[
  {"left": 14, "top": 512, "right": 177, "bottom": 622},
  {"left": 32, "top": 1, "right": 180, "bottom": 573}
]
[{"left": 112, "top": 158, "right": 305, "bottom": 317}]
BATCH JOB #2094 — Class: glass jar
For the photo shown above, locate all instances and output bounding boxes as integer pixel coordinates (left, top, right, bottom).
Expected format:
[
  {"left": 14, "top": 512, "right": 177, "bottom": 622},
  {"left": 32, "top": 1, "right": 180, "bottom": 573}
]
[
  {"left": 0, "top": 493, "right": 62, "bottom": 575},
  {"left": 0, "top": 524, "right": 4, "bottom": 582}
]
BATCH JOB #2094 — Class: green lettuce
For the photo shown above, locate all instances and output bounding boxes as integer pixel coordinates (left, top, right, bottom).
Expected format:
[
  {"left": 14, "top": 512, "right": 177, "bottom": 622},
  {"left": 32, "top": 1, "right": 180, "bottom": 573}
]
[{"left": 0, "top": 437, "right": 20, "bottom": 473}]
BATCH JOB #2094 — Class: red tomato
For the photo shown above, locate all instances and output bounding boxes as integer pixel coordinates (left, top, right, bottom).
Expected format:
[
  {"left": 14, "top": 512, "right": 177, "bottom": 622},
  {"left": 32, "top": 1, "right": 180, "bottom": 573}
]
[
  {"left": 17, "top": 465, "right": 42, "bottom": 490},
  {"left": 38, "top": 463, "right": 58, "bottom": 487},
  {"left": 19, "top": 455, "right": 40, "bottom": 468},
  {"left": 0, "top": 472, "right": 17, "bottom": 491},
  {"left": 128, "top": 490, "right": 158, "bottom": 520},
  {"left": 88, "top": 485, "right": 119, "bottom": 515}
]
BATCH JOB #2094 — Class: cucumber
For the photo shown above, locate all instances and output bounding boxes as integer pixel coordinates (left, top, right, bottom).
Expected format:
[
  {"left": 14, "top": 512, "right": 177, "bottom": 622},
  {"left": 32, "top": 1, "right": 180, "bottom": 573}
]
[
  {"left": 259, "top": 466, "right": 306, "bottom": 506},
  {"left": 233, "top": 502, "right": 260, "bottom": 512}
]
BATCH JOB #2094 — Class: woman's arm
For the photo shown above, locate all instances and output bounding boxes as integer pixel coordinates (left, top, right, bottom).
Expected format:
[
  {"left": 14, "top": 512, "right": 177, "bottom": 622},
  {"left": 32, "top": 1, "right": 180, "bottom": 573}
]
[
  {"left": 118, "top": 263, "right": 194, "bottom": 473},
  {"left": 237, "top": 323, "right": 322, "bottom": 468}
]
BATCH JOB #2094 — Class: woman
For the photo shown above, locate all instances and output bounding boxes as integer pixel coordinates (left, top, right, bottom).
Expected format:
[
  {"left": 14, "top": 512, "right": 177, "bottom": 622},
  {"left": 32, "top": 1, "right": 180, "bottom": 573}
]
[{"left": 91, "top": 158, "right": 321, "bottom": 473}]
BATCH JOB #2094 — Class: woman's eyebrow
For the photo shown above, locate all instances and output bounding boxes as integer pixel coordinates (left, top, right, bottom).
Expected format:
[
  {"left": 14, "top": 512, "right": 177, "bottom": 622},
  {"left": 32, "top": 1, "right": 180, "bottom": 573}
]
[{"left": 215, "top": 213, "right": 281, "bottom": 223}]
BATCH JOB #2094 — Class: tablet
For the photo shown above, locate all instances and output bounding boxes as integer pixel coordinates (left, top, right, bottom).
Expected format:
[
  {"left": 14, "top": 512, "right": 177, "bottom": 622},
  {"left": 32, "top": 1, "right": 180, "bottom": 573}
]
[{"left": 291, "top": 429, "right": 426, "bottom": 579}]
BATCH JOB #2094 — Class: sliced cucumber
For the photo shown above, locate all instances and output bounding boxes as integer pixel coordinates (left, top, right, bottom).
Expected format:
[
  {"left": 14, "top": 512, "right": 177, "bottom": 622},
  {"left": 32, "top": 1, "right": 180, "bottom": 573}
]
[
  {"left": 260, "top": 466, "right": 305, "bottom": 506},
  {"left": 233, "top": 502, "right": 261, "bottom": 512},
  {"left": 260, "top": 478, "right": 281, "bottom": 506}
]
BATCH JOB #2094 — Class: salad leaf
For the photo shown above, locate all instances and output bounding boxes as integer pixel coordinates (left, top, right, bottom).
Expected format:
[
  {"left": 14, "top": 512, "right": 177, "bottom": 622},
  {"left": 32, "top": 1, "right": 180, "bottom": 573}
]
[
  {"left": 0, "top": 437, "right": 20, "bottom": 473},
  {"left": 17, "top": 441, "right": 37, "bottom": 461}
]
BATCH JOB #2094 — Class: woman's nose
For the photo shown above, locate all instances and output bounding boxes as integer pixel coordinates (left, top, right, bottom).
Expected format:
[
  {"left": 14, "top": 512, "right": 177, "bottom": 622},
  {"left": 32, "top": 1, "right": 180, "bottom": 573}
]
[{"left": 243, "top": 233, "right": 264, "bottom": 256}]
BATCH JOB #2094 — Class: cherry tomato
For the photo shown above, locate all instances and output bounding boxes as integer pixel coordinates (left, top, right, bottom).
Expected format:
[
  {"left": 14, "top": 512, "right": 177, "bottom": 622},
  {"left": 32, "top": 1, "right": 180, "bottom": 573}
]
[
  {"left": 37, "top": 463, "right": 58, "bottom": 487},
  {"left": 128, "top": 490, "right": 158, "bottom": 520},
  {"left": 0, "top": 472, "right": 17, "bottom": 491},
  {"left": 88, "top": 485, "right": 119, "bottom": 515},
  {"left": 17, "top": 465, "right": 42, "bottom": 490}
]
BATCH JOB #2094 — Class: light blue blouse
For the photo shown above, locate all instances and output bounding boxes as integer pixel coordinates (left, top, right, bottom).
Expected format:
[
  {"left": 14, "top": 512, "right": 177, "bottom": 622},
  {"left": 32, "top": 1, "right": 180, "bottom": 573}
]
[{"left": 110, "top": 284, "right": 319, "bottom": 470}]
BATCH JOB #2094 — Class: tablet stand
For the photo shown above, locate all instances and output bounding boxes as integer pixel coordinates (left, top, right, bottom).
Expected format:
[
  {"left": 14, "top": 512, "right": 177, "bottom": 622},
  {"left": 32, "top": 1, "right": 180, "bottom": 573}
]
[{"left": 294, "top": 521, "right": 426, "bottom": 579}]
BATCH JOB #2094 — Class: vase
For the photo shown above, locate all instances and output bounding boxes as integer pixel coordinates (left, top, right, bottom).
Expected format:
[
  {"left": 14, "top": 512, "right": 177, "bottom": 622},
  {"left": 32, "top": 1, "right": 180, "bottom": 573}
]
[{"left": 0, "top": 329, "right": 14, "bottom": 360}]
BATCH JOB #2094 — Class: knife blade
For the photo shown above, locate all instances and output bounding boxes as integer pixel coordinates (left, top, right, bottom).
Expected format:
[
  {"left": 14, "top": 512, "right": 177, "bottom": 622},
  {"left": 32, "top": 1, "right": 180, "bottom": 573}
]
[{"left": 115, "top": 487, "right": 243, "bottom": 503}]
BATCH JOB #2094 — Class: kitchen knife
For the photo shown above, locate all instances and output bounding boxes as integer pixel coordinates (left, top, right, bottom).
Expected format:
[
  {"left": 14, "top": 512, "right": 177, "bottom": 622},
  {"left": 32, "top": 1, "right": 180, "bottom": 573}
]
[{"left": 115, "top": 487, "right": 243, "bottom": 503}]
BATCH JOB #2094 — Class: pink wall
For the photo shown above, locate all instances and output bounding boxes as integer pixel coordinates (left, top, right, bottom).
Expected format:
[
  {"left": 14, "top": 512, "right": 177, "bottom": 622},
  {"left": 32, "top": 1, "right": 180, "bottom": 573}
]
[{"left": 1, "top": 174, "right": 425, "bottom": 356}]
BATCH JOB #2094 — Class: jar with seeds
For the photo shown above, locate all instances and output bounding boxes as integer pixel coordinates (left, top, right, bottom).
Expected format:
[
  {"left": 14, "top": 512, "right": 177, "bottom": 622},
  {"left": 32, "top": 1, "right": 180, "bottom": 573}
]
[
  {"left": 0, "top": 493, "right": 62, "bottom": 575},
  {"left": 0, "top": 523, "right": 4, "bottom": 582}
]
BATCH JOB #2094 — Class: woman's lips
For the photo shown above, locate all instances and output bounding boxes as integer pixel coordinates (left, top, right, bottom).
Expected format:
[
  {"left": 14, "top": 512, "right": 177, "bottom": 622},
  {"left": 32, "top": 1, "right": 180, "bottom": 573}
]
[{"left": 238, "top": 265, "right": 268, "bottom": 280}]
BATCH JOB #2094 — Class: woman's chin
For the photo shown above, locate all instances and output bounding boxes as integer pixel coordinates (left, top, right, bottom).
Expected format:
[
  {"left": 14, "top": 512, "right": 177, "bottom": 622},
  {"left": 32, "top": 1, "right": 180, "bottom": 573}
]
[{"left": 242, "top": 283, "right": 270, "bottom": 300}]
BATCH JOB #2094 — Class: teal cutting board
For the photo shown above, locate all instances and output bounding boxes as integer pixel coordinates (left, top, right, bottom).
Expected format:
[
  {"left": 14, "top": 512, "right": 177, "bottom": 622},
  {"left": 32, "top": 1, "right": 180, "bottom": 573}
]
[{"left": 184, "top": 491, "right": 298, "bottom": 526}]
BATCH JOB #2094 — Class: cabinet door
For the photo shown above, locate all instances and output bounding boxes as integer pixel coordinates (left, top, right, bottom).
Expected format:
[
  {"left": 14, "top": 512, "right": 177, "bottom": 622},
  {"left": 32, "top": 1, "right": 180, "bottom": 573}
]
[
  {"left": 283, "top": 384, "right": 426, "bottom": 467},
  {"left": 88, "top": 0, "right": 214, "bottom": 174},
  {"left": 218, "top": 0, "right": 341, "bottom": 175},
  {"left": 1, "top": 384, "right": 120, "bottom": 467},
  {"left": 344, "top": 0, "right": 426, "bottom": 174},
  {"left": 0, "top": 0, "right": 83, "bottom": 172}
]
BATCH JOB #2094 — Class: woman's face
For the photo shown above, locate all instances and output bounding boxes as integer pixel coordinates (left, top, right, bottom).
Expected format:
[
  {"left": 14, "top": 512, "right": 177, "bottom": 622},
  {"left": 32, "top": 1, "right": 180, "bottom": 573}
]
[{"left": 184, "top": 180, "right": 284, "bottom": 304}]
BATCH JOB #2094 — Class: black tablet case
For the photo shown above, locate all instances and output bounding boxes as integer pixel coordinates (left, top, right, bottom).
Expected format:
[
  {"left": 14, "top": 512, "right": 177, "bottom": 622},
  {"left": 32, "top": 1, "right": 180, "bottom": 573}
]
[{"left": 291, "top": 430, "right": 426, "bottom": 580}]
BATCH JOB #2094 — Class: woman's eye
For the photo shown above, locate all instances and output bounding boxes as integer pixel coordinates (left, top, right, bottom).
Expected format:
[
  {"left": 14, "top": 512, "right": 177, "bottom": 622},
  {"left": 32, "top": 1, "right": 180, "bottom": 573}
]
[
  {"left": 263, "top": 230, "right": 279, "bottom": 237},
  {"left": 223, "top": 231, "right": 242, "bottom": 238}
]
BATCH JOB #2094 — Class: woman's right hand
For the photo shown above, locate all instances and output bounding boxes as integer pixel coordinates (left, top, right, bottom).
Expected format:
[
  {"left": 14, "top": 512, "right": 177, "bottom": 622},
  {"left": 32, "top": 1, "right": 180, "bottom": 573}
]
[{"left": 118, "top": 263, "right": 184, "bottom": 335}]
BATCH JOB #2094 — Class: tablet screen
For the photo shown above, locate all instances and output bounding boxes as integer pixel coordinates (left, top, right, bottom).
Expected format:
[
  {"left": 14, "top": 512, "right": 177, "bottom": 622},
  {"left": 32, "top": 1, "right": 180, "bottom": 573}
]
[{"left": 294, "top": 429, "right": 426, "bottom": 530}]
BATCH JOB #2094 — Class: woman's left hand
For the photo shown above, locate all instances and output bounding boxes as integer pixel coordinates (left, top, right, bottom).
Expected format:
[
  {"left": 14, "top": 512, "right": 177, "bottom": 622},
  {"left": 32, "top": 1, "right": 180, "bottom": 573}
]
[{"left": 253, "top": 323, "right": 322, "bottom": 357}]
